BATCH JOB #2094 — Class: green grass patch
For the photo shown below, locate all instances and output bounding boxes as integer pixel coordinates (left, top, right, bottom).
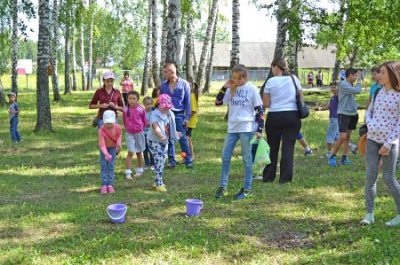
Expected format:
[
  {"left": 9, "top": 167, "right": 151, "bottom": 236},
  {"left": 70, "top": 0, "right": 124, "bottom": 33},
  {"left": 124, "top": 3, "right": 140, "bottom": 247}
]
[{"left": 0, "top": 86, "right": 399, "bottom": 264}]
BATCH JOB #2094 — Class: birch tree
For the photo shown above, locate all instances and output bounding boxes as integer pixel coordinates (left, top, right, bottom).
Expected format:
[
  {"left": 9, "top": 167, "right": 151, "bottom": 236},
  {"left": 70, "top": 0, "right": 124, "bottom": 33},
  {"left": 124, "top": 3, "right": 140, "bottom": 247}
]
[
  {"left": 151, "top": 0, "right": 161, "bottom": 88},
  {"left": 11, "top": 0, "right": 18, "bottom": 94},
  {"left": 50, "top": 0, "right": 61, "bottom": 100},
  {"left": 196, "top": 0, "right": 218, "bottom": 89},
  {"left": 165, "top": 0, "right": 182, "bottom": 64},
  {"left": 86, "top": 0, "right": 95, "bottom": 90},
  {"left": 35, "top": 0, "right": 53, "bottom": 132},
  {"left": 79, "top": 13, "right": 86, "bottom": 90},
  {"left": 204, "top": 11, "right": 218, "bottom": 93},
  {"left": 230, "top": 0, "right": 240, "bottom": 68},
  {"left": 286, "top": 0, "right": 301, "bottom": 77},
  {"left": 185, "top": 10, "right": 194, "bottom": 84},
  {"left": 159, "top": 0, "right": 168, "bottom": 76},
  {"left": 141, "top": 0, "right": 152, "bottom": 95},
  {"left": 71, "top": 19, "right": 77, "bottom": 91},
  {"left": 64, "top": 16, "right": 71, "bottom": 94}
]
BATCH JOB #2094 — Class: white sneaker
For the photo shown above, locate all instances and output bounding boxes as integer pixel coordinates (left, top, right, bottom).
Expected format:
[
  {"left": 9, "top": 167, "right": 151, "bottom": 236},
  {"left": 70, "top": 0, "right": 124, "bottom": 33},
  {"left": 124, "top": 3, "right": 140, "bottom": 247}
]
[
  {"left": 385, "top": 214, "right": 400, "bottom": 227},
  {"left": 326, "top": 152, "right": 332, "bottom": 159},
  {"left": 125, "top": 169, "right": 133, "bottom": 180},
  {"left": 360, "top": 213, "right": 374, "bottom": 225},
  {"left": 134, "top": 167, "right": 144, "bottom": 177}
]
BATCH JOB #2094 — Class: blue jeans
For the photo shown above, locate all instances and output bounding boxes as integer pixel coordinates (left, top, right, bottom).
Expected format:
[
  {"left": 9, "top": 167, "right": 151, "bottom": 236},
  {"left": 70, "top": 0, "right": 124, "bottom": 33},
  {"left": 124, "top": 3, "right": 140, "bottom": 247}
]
[
  {"left": 99, "top": 147, "right": 116, "bottom": 186},
  {"left": 168, "top": 113, "right": 192, "bottom": 166},
  {"left": 10, "top": 117, "right": 21, "bottom": 142},
  {"left": 219, "top": 132, "right": 255, "bottom": 190},
  {"left": 326, "top": 117, "right": 339, "bottom": 144},
  {"left": 144, "top": 134, "right": 154, "bottom": 166}
]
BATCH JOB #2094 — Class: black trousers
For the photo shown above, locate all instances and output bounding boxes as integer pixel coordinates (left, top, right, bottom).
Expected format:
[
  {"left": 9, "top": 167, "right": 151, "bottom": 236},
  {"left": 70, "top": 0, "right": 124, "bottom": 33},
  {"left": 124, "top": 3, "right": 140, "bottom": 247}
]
[{"left": 263, "top": 111, "right": 301, "bottom": 183}]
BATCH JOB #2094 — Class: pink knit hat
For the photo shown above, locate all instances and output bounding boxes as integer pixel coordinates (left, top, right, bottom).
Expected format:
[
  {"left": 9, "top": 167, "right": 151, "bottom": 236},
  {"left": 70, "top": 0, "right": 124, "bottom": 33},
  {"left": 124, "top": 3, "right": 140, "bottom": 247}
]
[{"left": 158, "top": 94, "right": 173, "bottom": 109}]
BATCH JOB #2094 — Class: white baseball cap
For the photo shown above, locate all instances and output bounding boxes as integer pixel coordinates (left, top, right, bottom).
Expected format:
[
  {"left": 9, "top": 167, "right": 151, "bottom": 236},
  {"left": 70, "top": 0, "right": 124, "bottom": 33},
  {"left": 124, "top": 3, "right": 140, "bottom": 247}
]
[{"left": 103, "top": 110, "right": 116, "bottom": 124}]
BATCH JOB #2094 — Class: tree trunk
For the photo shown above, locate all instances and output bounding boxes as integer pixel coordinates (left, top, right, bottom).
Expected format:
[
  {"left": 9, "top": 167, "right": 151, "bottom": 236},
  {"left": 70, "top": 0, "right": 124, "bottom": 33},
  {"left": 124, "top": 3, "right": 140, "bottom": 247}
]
[
  {"left": 287, "top": 40, "right": 299, "bottom": 76},
  {"left": 159, "top": 0, "right": 168, "bottom": 78},
  {"left": 332, "top": 58, "right": 341, "bottom": 83},
  {"left": 11, "top": 0, "right": 18, "bottom": 94},
  {"left": 331, "top": 0, "right": 346, "bottom": 83},
  {"left": 79, "top": 22, "right": 86, "bottom": 90},
  {"left": 204, "top": 11, "right": 218, "bottom": 93},
  {"left": 185, "top": 11, "right": 194, "bottom": 84},
  {"left": 348, "top": 46, "right": 358, "bottom": 68},
  {"left": 287, "top": 0, "right": 300, "bottom": 77},
  {"left": 71, "top": 18, "right": 77, "bottom": 91},
  {"left": 230, "top": 0, "right": 240, "bottom": 68},
  {"left": 192, "top": 37, "right": 197, "bottom": 76},
  {"left": 141, "top": 0, "right": 152, "bottom": 95},
  {"left": 260, "top": 0, "right": 288, "bottom": 96},
  {"left": 64, "top": 21, "right": 71, "bottom": 94},
  {"left": 151, "top": 0, "right": 161, "bottom": 88},
  {"left": 165, "top": 0, "right": 182, "bottom": 65},
  {"left": 0, "top": 78, "right": 6, "bottom": 107},
  {"left": 50, "top": 0, "right": 62, "bottom": 101},
  {"left": 35, "top": 0, "right": 53, "bottom": 132},
  {"left": 86, "top": 0, "right": 95, "bottom": 90},
  {"left": 196, "top": 0, "right": 219, "bottom": 89},
  {"left": 265, "top": 0, "right": 287, "bottom": 82}
]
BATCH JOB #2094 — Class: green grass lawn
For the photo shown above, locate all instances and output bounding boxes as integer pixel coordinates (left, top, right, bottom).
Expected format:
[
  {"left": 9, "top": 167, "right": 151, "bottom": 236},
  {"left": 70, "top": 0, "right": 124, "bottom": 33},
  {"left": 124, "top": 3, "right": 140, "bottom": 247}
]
[{"left": 0, "top": 86, "right": 399, "bottom": 265}]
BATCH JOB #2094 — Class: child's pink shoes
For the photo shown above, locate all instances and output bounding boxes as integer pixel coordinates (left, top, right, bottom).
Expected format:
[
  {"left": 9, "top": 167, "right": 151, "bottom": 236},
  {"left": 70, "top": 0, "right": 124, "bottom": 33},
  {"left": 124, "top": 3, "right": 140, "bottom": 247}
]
[
  {"left": 107, "top": 185, "right": 115, "bottom": 193},
  {"left": 100, "top": 185, "right": 108, "bottom": 194},
  {"left": 100, "top": 185, "right": 115, "bottom": 194}
]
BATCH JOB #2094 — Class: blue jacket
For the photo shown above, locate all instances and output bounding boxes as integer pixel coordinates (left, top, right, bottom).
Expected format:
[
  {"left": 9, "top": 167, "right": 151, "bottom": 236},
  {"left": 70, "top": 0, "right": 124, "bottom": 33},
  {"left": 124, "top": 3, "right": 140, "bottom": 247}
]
[{"left": 160, "top": 78, "right": 191, "bottom": 121}]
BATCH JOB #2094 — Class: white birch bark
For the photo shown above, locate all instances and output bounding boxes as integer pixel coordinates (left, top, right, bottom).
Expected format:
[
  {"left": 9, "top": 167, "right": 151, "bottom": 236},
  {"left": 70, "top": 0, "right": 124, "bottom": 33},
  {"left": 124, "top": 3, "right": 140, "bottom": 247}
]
[{"left": 35, "top": 0, "right": 53, "bottom": 131}]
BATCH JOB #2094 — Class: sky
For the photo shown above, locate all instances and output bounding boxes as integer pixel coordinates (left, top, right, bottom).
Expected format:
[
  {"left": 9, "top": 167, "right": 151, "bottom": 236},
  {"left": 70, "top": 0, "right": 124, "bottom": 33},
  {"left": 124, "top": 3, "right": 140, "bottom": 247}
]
[
  {"left": 25, "top": 0, "right": 278, "bottom": 42},
  {"left": 219, "top": 0, "right": 277, "bottom": 42}
]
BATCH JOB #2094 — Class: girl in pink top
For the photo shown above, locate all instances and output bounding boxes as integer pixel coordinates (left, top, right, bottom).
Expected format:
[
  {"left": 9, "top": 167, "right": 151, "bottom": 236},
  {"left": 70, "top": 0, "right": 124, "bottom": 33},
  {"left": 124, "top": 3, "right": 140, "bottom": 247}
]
[
  {"left": 98, "top": 110, "right": 122, "bottom": 194},
  {"left": 120, "top": 72, "right": 134, "bottom": 106},
  {"left": 123, "top": 91, "right": 147, "bottom": 179}
]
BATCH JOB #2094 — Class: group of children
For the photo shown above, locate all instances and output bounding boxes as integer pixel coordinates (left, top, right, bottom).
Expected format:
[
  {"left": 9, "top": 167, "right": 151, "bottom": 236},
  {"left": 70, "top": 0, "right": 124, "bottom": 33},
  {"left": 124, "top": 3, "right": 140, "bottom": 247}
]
[
  {"left": 323, "top": 64, "right": 400, "bottom": 227},
  {"left": 95, "top": 71, "right": 199, "bottom": 194},
  {"left": 6, "top": 63, "right": 400, "bottom": 226}
]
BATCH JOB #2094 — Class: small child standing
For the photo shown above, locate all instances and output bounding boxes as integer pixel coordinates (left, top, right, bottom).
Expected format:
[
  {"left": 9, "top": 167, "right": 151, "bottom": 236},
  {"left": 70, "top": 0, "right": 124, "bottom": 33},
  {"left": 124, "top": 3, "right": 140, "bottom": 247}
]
[
  {"left": 187, "top": 82, "right": 199, "bottom": 161},
  {"left": 123, "top": 91, "right": 147, "bottom": 179},
  {"left": 214, "top": 64, "right": 264, "bottom": 200},
  {"left": 326, "top": 82, "right": 358, "bottom": 159},
  {"left": 147, "top": 94, "right": 179, "bottom": 192},
  {"left": 120, "top": 71, "right": 134, "bottom": 106},
  {"left": 8, "top": 92, "right": 21, "bottom": 144},
  {"left": 143, "top": 96, "right": 155, "bottom": 170},
  {"left": 328, "top": 68, "right": 361, "bottom": 167},
  {"left": 98, "top": 110, "right": 122, "bottom": 194},
  {"left": 326, "top": 83, "right": 340, "bottom": 158}
]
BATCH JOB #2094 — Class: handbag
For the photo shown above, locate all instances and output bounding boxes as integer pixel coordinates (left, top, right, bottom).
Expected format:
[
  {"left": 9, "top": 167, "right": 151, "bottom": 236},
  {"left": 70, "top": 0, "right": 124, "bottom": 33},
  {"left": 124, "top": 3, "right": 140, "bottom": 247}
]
[
  {"left": 290, "top": 75, "right": 309, "bottom": 119},
  {"left": 92, "top": 116, "right": 99, "bottom": 128},
  {"left": 92, "top": 90, "right": 115, "bottom": 128}
]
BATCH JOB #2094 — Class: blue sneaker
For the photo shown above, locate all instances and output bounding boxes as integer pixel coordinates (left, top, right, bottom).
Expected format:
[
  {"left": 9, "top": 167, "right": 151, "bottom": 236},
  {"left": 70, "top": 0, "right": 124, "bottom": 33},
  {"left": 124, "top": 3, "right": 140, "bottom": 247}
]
[
  {"left": 340, "top": 156, "right": 352, "bottom": 165},
  {"left": 234, "top": 188, "right": 252, "bottom": 200},
  {"left": 328, "top": 155, "right": 337, "bottom": 167}
]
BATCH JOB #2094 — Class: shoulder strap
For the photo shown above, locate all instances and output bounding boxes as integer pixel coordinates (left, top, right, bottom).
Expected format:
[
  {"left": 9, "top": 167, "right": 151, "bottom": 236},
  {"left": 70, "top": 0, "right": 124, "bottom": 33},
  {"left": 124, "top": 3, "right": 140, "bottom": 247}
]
[
  {"left": 290, "top": 75, "right": 299, "bottom": 92},
  {"left": 109, "top": 90, "right": 115, "bottom": 103}
]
